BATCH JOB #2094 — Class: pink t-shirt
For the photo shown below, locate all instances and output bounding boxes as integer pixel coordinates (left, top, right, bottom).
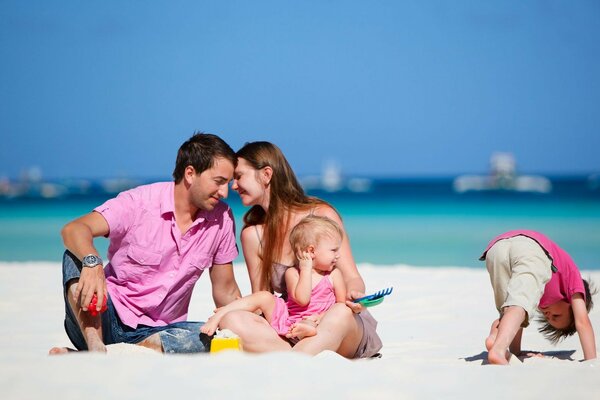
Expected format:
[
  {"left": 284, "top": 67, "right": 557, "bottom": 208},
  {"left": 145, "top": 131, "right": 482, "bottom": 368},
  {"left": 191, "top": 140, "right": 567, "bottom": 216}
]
[
  {"left": 94, "top": 182, "right": 238, "bottom": 328},
  {"left": 482, "top": 230, "right": 585, "bottom": 308}
]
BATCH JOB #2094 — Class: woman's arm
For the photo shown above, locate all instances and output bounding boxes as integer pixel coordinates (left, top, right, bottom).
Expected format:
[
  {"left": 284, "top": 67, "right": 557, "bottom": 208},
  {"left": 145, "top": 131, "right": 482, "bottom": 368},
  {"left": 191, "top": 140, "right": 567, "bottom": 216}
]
[
  {"left": 240, "top": 225, "right": 267, "bottom": 293},
  {"left": 572, "top": 293, "right": 597, "bottom": 360}
]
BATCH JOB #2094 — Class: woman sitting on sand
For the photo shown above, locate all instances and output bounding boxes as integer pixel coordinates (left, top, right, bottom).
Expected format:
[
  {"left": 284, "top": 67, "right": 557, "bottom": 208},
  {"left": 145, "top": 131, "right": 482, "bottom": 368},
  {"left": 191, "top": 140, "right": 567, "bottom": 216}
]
[{"left": 218, "top": 141, "right": 382, "bottom": 358}]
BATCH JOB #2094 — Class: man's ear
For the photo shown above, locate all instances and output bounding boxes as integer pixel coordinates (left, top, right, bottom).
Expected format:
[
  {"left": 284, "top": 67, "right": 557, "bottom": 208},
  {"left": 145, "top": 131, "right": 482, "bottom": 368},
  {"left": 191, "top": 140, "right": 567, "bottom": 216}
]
[
  {"left": 261, "top": 166, "right": 273, "bottom": 185},
  {"left": 184, "top": 166, "right": 196, "bottom": 185}
]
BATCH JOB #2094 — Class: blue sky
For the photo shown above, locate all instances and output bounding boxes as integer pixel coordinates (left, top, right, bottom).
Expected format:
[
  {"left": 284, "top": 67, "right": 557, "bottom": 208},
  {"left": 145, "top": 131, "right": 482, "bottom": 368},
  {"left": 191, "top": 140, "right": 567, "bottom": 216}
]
[{"left": 1, "top": 1, "right": 599, "bottom": 180}]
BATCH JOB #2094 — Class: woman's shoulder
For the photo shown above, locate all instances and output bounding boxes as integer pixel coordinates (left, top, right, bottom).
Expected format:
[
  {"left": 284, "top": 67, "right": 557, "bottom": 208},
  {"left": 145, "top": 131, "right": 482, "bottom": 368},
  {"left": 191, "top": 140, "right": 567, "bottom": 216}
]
[
  {"left": 310, "top": 203, "right": 342, "bottom": 222},
  {"left": 240, "top": 224, "right": 264, "bottom": 245}
]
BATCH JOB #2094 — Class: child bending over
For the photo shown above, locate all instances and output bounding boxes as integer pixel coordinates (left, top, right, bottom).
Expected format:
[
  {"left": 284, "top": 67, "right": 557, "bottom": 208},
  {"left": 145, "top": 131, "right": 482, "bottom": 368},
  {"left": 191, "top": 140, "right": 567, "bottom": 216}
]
[
  {"left": 481, "top": 230, "right": 596, "bottom": 365},
  {"left": 201, "top": 215, "right": 346, "bottom": 340}
]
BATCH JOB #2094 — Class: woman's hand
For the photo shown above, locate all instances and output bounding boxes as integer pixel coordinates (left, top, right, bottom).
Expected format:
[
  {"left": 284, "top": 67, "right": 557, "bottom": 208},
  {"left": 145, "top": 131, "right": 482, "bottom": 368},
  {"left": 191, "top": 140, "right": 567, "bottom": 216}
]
[{"left": 345, "top": 290, "right": 366, "bottom": 314}]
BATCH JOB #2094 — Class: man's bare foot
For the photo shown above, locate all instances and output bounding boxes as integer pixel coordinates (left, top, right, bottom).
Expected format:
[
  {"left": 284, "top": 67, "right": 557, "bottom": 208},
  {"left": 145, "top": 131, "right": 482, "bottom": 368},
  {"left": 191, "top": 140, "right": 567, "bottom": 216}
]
[
  {"left": 286, "top": 319, "right": 317, "bottom": 340},
  {"left": 48, "top": 347, "right": 77, "bottom": 355},
  {"left": 485, "top": 319, "right": 500, "bottom": 351}
]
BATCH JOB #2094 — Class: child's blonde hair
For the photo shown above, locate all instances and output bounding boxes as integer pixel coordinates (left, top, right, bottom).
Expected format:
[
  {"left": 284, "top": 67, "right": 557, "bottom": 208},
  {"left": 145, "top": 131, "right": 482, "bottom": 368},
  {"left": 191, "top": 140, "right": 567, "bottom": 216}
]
[{"left": 289, "top": 215, "right": 343, "bottom": 252}]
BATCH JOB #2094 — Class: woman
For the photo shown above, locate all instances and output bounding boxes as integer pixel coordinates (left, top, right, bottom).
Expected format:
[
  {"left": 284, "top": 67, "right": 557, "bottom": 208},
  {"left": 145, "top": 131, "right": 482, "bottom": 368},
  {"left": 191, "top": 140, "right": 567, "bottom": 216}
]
[{"left": 219, "top": 141, "right": 382, "bottom": 358}]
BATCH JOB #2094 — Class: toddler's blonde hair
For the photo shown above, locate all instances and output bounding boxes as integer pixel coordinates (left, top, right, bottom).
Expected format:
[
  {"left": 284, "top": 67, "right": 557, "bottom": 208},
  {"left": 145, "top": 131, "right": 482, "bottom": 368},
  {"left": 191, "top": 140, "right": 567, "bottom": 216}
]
[{"left": 289, "top": 215, "right": 343, "bottom": 252}]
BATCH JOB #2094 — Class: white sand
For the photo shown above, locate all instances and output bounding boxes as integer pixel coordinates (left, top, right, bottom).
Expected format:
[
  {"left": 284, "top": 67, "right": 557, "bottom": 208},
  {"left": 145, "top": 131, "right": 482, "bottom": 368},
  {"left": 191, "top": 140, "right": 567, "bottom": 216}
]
[{"left": 1, "top": 262, "right": 599, "bottom": 399}]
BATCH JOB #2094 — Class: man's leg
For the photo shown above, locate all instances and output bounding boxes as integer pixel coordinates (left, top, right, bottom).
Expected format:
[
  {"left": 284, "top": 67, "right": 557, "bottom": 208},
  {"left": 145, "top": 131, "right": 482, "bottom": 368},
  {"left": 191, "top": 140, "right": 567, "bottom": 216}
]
[
  {"left": 50, "top": 251, "right": 106, "bottom": 354},
  {"left": 62, "top": 279, "right": 105, "bottom": 352}
]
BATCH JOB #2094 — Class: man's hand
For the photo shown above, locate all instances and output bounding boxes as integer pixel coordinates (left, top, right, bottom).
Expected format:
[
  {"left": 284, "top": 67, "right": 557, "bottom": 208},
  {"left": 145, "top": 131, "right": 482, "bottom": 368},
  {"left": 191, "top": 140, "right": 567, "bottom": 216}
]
[{"left": 74, "top": 265, "right": 107, "bottom": 313}]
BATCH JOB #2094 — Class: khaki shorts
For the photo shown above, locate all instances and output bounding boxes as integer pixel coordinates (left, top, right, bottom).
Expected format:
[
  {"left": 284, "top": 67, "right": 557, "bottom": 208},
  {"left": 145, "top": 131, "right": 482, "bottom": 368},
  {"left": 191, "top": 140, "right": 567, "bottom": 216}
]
[{"left": 485, "top": 236, "right": 552, "bottom": 327}]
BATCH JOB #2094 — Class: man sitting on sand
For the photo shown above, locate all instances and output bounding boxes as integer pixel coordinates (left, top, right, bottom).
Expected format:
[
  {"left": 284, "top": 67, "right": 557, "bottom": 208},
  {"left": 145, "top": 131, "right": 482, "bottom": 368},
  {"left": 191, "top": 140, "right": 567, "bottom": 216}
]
[{"left": 50, "top": 133, "right": 241, "bottom": 354}]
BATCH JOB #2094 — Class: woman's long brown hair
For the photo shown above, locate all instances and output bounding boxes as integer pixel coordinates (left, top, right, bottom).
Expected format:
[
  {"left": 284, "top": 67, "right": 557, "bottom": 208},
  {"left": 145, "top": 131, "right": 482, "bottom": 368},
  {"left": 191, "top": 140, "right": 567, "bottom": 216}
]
[{"left": 236, "top": 141, "right": 328, "bottom": 291}]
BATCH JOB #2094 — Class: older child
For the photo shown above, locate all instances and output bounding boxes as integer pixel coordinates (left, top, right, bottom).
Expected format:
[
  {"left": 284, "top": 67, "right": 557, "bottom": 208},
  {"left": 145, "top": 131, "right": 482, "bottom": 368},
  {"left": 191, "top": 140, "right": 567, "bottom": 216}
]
[
  {"left": 481, "top": 230, "right": 596, "bottom": 364},
  {"left": 201, "top": 215, "right": 346, "bottom": 340}
]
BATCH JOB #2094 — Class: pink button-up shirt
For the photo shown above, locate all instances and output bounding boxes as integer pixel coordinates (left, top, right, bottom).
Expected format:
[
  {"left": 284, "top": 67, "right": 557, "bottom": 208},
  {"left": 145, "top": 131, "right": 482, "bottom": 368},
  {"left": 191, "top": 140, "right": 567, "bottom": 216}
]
[{"left": 94, "top": 182, "right": 238, "bottom": 328}]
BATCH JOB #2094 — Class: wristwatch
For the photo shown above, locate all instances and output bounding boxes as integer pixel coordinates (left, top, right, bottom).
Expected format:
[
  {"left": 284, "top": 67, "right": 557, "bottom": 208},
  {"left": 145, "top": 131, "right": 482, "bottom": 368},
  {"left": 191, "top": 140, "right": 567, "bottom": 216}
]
[{"left": 82, "top": 254, "right": 103, "bottom": 268}]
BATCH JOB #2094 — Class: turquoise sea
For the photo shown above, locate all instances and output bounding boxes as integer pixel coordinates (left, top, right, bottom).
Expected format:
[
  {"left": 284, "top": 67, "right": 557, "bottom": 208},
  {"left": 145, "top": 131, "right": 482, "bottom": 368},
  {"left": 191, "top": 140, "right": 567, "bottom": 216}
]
[{"left": 1, "top": 177, "right": 599, "bottom": 269}]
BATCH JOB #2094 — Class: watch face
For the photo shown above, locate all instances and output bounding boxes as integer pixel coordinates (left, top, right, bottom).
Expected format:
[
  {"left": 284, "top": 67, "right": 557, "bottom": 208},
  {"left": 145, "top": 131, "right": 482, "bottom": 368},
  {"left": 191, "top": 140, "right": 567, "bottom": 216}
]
[{"left": 83, "top": 255, "right": 100, "bottom": 267}]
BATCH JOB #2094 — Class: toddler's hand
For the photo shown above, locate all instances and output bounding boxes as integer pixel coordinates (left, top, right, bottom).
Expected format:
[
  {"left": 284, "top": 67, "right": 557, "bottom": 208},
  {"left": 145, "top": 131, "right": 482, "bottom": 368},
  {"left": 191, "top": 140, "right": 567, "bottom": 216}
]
[{"left": 296, "top": 250, "right": 313, "bottom": 270}]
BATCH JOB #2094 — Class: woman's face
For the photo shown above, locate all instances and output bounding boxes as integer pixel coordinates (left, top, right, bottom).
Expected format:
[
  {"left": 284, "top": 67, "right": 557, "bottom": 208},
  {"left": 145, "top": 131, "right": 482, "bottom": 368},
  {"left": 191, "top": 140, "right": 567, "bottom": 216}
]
[{"left": 232, "top": 158, "right": 266, "bottom": 207}]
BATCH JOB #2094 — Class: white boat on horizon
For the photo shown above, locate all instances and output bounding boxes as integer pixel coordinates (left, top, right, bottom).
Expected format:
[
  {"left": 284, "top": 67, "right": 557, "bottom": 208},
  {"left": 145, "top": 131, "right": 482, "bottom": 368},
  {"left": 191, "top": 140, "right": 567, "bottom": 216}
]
[
  {"left": 453, "top": 152, "right": 552, "bottom": 194},
  {"left": 300, "top": 160, "right": 372, "bottom": 193}
]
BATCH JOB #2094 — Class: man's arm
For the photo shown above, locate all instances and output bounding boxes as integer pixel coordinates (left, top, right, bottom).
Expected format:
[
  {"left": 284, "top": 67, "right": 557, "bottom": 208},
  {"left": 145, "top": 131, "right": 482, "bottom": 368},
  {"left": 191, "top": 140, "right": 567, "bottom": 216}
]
[
  {"left": 572, "top": 293, "right": 597, "bottom": 360},
  {"left": 209, "top": 263, "right": 241, "bottom": 308},
  {"left": 61, "top": 211, "right": 110, "bottom": 312}
]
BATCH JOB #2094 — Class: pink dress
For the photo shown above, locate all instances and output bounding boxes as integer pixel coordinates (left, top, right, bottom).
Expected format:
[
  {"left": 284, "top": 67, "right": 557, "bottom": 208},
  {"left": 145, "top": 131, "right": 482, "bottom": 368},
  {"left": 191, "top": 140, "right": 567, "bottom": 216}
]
[{"left": 269, "top": 272, "right": 336, "bottom": 336}]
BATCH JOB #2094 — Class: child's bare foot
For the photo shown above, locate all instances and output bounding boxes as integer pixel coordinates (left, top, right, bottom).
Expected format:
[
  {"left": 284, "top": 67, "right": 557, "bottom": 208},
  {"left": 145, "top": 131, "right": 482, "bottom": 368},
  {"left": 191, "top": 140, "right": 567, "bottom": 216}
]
[
  {"left": 286, "top": 319, "right": 317, "bottom": 340},
  {"left": 487, "top": 346, "right": 510, "bottom": 365},
  {"left": 485, "top": 319, "right": 500, "bottom": 351},
  {"left": 200, "top": 317, "right": 219, "bottom": 336}
]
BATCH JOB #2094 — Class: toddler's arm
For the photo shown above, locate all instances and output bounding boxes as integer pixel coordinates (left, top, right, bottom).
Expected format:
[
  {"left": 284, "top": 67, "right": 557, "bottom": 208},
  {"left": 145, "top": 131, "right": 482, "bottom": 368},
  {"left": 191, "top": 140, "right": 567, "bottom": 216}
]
[
  {"left": 572, "top": 293, "right": 596, "bottom": 360},
  {"left": 330, "top": 268, "right": 347, "bottom": 303},
  {"left": 285, "top": 253, "right": 313, "bottom": 306}
]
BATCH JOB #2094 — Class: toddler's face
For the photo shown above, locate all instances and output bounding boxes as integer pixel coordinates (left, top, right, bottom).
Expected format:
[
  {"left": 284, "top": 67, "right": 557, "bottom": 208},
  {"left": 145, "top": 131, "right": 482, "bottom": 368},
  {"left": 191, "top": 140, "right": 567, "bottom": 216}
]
[
  {"left": 312, "top": 236, "right": 341, "bottom": 272},
  {"left": 539, "top": 300, "right": 571, "bottom": 329}
]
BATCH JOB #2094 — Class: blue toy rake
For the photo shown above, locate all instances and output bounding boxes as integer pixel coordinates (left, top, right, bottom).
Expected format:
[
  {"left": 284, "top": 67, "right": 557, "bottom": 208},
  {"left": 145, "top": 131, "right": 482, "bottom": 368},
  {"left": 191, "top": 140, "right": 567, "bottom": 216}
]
[{"left": 353, "top": 287, "right": 393, "bottom": 307}]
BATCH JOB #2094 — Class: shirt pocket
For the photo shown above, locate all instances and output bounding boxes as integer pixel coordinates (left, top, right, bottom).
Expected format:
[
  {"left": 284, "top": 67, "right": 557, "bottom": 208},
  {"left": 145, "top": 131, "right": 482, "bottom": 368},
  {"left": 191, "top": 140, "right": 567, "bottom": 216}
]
[
  {"left": 183, "top": 252, "right": 214, "bottom": 286},
  {"left": 122, "top": 245, "right": 163, "bottom": 281}
]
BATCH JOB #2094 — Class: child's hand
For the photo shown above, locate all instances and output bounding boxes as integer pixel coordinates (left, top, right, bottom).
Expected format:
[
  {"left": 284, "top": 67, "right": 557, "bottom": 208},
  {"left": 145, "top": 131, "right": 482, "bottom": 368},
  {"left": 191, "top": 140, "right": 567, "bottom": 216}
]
[
  {"left": 521, "top": 351, "right": 545, "bottom": 359},
  {"left": 296, "top": 250, "right": 313, "bottom": 271}
]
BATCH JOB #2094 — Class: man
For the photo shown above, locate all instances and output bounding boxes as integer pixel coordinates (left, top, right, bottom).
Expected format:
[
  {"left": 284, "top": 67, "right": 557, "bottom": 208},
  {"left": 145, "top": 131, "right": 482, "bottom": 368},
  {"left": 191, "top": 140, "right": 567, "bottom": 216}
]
[{"left": 49, "top": 133, "right": 241, "bottom": 354}]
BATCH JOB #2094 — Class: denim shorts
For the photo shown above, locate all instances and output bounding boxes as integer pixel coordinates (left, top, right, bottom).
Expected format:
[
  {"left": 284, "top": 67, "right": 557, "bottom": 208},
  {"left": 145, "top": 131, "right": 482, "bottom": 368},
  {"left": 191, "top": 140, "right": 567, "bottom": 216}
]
[{"left": 61, "top": 250, "right": 210, "bottom": 353}]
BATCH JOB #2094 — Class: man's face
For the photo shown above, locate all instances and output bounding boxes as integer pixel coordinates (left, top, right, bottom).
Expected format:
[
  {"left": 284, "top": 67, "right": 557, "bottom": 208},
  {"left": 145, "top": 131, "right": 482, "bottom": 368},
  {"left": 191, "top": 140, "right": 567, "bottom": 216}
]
[{"left": 189, "top": 157, "right": 234, "bottom": 211}]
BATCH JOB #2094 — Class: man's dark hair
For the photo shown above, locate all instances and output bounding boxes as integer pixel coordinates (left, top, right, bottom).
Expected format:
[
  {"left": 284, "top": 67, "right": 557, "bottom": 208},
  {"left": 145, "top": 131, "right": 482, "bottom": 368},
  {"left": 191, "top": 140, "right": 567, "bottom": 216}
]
[
  {"left": 537, "top": 279, "right": 596, "bottom": 343},
  {"left": 172, "top": 132, "right": 236, "bottom": 183}
]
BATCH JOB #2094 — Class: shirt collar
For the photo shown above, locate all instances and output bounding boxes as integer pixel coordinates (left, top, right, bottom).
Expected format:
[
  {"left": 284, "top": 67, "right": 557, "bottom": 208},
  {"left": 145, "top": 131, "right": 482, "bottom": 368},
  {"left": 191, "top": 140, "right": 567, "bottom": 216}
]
[
  {"left": 160, "top": 182, "right": 176, "bottom": 216},
  {"left": 159, "top": 181, "right": 221, "bottom": 223}
]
